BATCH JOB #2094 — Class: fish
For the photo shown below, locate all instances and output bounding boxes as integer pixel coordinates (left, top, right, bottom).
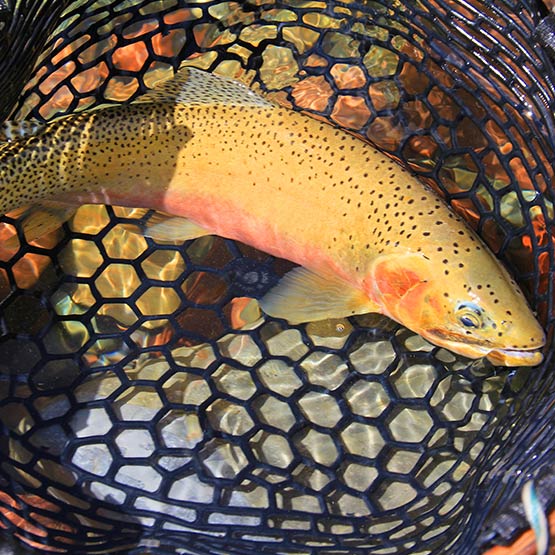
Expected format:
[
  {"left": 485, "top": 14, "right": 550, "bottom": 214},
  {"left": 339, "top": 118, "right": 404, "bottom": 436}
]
[{"left": 0, "top": 67, "right": 545, "bottom": 366}]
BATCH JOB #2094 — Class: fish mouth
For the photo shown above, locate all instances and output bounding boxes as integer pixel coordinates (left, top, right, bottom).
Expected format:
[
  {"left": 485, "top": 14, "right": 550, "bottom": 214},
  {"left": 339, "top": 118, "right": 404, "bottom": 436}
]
[
  {"left": 483, "top": 347, "right": 544, "bottom": 367},
  {"left": 422, "top": 330, "right": 545, "bottom": 367}
]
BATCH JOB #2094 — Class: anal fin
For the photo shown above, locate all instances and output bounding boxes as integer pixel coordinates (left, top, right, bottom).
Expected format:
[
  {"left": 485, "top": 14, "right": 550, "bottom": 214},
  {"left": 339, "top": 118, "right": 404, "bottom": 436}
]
[
  {"left": 5, "top": 202, "right": 77, "bottom": 244},
  {"left": 260, "top": 267, "right": 380, "bottom": 324}
]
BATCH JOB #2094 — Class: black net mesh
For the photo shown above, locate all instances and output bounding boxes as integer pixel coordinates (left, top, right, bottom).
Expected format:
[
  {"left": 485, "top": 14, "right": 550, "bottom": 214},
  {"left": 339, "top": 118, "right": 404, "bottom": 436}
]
[
  {"left": 0, "top": 1, "right": 555, "bottom": 554},
  {"left": 0, "top": 0, "right": 74, "bottom": 123}
]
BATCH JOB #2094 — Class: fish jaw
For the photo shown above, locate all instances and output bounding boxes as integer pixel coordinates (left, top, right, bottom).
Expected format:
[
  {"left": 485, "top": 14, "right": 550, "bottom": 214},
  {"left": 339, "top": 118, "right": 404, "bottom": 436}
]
[
  {"left": 485, "top": 347, "right": 544, "bottom": 367},
  {"left": 419, "top": 329, "right": 545, "bottom": 367},
  {"left": 367, "top": 253, "right": 546, "bottom": 367}
]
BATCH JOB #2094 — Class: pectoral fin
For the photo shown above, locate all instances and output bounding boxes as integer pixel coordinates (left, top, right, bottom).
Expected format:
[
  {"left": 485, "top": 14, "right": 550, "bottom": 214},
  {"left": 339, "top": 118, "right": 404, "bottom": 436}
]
[{"left": 260, "top": 267, "right": 379, "bottom": 323}]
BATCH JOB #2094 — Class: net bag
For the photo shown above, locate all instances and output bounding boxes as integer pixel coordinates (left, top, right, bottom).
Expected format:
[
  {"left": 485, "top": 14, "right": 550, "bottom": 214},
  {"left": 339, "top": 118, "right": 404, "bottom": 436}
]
[{"left": 0, "top": 1, "right": 555, "bottom": 553}]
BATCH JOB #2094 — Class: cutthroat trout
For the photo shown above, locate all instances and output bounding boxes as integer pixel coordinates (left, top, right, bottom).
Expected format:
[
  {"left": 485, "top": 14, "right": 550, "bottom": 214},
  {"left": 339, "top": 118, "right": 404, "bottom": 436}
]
[{"left": 0, "top": 68, "right": 545, "bottom": 366}]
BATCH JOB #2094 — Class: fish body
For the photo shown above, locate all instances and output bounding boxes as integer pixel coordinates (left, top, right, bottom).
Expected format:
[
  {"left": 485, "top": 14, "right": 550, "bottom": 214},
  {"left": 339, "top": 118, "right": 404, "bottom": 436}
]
[{"left": 0, "top": 69, "right": 545, "bottom": 366}]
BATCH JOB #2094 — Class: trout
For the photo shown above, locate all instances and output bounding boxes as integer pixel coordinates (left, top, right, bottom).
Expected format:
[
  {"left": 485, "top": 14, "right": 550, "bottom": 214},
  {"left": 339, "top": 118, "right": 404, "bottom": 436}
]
[{"left": 0, "top": 68, "right": 545, "bottom": 366}]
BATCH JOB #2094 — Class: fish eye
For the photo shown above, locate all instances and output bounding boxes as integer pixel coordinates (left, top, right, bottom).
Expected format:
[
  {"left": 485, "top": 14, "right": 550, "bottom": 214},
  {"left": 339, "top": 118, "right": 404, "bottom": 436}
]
[
  {"left": 458, "top": 313, "right": 481, "bottom": 328},
  {"left": 455, "top": 302, "right": 483, "bottom": 329}
]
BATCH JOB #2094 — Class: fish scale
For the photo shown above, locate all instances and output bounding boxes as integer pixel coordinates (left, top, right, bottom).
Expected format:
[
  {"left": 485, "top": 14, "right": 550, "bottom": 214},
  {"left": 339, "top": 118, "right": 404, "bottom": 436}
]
[{"left": 0, "top": 68, "right": 545, "bottom": 365}]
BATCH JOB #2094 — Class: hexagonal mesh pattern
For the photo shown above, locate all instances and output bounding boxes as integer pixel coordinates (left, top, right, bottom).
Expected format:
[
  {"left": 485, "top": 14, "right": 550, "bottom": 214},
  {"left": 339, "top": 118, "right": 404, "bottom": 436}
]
[{"left": 0, "top": 1, "right": 555, "bottom": 554}]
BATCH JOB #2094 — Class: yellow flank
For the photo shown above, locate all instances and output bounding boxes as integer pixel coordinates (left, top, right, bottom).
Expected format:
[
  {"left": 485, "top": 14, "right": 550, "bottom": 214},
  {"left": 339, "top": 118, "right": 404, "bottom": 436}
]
[{"left": 0, "top": 69, "right": 545, "bottom": 366}]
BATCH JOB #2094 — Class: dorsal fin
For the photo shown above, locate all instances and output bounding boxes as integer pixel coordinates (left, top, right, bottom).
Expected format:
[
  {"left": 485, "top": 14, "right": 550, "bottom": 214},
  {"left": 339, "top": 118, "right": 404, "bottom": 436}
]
[
  {"left": 134, "top": 66, "right": 272, "bottom": 108},
  {"left": 0, "top": 68, "right": 270, "bottom": 143}
]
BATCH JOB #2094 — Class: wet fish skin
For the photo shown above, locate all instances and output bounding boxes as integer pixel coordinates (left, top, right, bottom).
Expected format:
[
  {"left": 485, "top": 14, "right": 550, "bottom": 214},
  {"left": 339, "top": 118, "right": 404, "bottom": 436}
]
[{"left": 0, "top": 69, "right": 545, "bottom": 366}]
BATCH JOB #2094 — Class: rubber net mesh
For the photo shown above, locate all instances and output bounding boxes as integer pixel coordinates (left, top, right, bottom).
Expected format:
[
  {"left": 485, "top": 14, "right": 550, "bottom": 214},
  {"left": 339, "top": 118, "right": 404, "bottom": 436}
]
[{"left": 1, "top": 1, "right": 555, "bottom": 553}]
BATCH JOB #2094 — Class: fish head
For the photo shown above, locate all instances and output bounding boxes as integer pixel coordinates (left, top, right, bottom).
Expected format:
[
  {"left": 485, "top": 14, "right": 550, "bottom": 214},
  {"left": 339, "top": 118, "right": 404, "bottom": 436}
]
[{"left": 368, "top": 252, "right": 545, "bottom": 367}]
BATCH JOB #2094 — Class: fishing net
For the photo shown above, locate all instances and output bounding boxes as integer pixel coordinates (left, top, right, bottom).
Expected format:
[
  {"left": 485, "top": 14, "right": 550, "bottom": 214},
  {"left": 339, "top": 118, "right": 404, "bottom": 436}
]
[{"left": 1, "top": 0, "right": 555, "bottom": 553}]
